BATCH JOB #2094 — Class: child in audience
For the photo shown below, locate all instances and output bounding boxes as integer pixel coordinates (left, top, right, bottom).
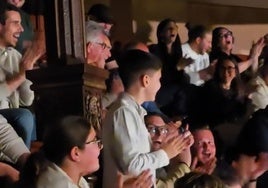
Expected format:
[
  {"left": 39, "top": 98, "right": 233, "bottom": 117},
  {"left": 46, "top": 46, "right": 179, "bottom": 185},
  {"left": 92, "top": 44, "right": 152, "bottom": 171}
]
[{"left": 102, "top": 50, "right": 189, "bottom": 187}]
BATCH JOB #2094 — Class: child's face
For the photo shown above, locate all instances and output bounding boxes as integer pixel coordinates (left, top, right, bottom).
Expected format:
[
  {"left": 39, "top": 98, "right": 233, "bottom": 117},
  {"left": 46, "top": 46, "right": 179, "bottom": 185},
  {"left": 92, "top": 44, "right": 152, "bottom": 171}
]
[{"left": 145, "top": 69, "right": 161, "bottom": 101}]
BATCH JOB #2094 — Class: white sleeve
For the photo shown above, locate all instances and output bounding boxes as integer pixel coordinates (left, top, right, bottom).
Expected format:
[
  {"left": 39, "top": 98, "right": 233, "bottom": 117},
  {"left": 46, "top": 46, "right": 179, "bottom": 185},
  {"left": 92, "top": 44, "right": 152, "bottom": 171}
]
[
  {"left": 251, "top": 90, "right": 268, "bottom": 111},
  {"left": 112, "top": 107, "right": 169, "bottom": 176}
]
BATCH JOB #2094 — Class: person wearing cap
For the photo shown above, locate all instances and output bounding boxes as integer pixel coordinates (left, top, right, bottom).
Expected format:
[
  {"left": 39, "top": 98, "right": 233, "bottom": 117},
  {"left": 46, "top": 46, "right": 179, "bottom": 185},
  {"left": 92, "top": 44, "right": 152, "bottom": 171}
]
[
  {"left": 230, "top": 107, "right": 268, "bottom": 187},
  {"left": 87, "top": 3, "right": 114, "bottom": 36}
]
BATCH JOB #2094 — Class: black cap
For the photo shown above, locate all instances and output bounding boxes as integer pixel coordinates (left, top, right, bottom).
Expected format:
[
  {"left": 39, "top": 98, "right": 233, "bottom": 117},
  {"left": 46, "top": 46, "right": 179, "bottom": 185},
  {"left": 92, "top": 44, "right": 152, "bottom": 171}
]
[{"left": 87, "top": 3, "right": 114, "bottom": 24}]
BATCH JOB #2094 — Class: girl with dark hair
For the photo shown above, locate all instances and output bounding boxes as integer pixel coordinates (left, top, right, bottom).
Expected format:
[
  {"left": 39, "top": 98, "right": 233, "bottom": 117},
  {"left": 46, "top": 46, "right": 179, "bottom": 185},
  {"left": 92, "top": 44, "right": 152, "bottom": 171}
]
[{"left": 19, "top": 116, "right": 102, "bottom": 188}]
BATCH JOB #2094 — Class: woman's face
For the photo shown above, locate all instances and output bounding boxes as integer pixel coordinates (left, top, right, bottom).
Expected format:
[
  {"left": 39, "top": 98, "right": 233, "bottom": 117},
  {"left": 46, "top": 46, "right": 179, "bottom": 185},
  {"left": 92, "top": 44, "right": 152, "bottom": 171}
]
[
  {"left": 218, "top": 28, "right": 234, "bottom": 53},
  {"left": 7, "top": 0, "right": 25, "bottom": 8},
  {"left": 161, "top": 21, "right": 178, "bottom": 44},
  {"left": 219, "top": 59, "right": 236, "bottom": 85},
  {"left": 79, "top": 128, "right": 102, "bottom": 175}
]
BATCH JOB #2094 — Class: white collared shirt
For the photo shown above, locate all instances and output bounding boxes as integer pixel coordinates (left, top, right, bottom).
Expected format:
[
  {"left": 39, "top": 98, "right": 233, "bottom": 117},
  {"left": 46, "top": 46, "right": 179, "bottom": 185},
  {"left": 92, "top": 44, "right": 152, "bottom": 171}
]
[{"left": 102, "top": 92, "right": 169, "bottom": 188}]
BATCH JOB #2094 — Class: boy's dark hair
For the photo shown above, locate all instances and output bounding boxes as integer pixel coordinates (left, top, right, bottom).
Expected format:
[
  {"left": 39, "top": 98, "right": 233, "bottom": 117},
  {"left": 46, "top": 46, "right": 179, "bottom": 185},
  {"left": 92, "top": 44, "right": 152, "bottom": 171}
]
[
  {"left": 187, "top": 24, "right": 211, "bottom": 43},
  {"left": 118, "top": 49, "right": 162, "bottom": 90},
  {"left": 0, "top": 2, "right": 21, "bottom": 25}
]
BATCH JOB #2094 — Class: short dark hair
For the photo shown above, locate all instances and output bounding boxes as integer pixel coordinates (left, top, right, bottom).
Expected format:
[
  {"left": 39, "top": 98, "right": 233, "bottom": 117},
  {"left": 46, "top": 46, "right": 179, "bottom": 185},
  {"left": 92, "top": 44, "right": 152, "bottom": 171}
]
[
  {"left": 118, "top": 49, "right": 162, "bottom": 90},
  {"left": 43, "top": 116, "right": 92, "bottom": 165},
  {"left": 188, "top": 24, "right": 212, "bottom": 43},
  {"left": 0, "top": 2, "right": 21, "bottom": 25}
]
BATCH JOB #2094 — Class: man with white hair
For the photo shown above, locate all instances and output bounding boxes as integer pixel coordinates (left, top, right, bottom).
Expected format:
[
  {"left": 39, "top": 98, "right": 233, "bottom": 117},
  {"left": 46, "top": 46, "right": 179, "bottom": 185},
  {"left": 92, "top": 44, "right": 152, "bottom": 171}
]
[{"left": 85, "top": 22, "right": 111, "bottom": 69}]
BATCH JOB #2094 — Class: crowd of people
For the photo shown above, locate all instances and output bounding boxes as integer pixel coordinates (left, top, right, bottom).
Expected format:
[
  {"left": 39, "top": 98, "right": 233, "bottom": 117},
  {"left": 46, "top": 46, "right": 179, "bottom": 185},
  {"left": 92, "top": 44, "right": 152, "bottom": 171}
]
[{"left": 1, "top": 1, "right": 268, "bottom": 188}]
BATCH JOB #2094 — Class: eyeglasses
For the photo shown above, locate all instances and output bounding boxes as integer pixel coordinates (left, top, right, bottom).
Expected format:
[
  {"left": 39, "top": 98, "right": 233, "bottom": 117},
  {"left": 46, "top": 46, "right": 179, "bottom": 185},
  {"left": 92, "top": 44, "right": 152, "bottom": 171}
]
[
  {"left": 147, "top": 125, "right": 169, "bottom": 136},
  {"left": 219, "top": 31, "right": 233, "bottom": 38},
  {"left": 85, "top": 138, "right": 103, "bottom": 149},
  {"left": 95, "top": 42, "right": 112, "bottom": 50},
  {"left": 220, "top": 66, "right": 235, "bottom": 72}
]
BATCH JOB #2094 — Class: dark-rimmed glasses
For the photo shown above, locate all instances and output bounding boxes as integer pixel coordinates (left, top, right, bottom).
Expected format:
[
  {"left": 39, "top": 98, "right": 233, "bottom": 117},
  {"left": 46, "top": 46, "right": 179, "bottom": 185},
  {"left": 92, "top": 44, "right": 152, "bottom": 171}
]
[
  {"left": 220, "top": 66, "right": 235, "bottom": 72},
  {"left": 219, "top": 31, "right": 233, "bottom": 38},
  {"left": 147, "top": 125, "right": 169, "bottom": 136},
  {"left": 85, "top": 138, "right": 103, "bottom": 149},
  {"left": 95, "top": 42, "right": 112, "bottom": 50}
]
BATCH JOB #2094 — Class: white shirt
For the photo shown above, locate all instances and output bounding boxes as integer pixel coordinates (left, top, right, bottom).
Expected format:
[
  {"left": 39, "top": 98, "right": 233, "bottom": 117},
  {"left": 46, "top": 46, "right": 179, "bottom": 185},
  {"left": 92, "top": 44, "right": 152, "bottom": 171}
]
[
  {"left": 102, "top": 93, "right": 169, "bottom": 188},
  {"left": 181, "top": 43, "right": 210, "bottom": 86},
  {"left": 251, "top": 76, "right": 268, "bottom": 111},
  {"left": 37, "top": 162, "right": 89, "bottom": 188},
  {"left": 0, "top": 47, "right": 34, "bottom": 109}
]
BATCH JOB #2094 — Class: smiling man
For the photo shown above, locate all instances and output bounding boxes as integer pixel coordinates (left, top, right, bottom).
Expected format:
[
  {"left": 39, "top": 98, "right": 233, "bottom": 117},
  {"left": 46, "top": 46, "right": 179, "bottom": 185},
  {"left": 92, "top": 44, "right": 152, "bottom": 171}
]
[
  {"left": 191, "top": 127, "right": 217, "bottom": 175},
  {"left": 0, "top": 3, "right": 37, "bottom": 148},
  {"left": 85, "top": 21, "right": 111, "bottom": 69}
]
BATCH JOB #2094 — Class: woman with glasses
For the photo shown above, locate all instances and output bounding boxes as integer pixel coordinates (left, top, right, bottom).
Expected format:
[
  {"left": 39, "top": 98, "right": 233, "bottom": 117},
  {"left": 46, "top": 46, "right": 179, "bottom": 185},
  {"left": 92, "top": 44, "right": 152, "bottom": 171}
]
[
  {"left": 197, "top": 55, "right": 252, "bottom": 156},
  {"left": 19, "top": 116, "right": 102, "bottom": 188},
  {"left": 210, "top": 27, "right": 265, "bottom": 74}
]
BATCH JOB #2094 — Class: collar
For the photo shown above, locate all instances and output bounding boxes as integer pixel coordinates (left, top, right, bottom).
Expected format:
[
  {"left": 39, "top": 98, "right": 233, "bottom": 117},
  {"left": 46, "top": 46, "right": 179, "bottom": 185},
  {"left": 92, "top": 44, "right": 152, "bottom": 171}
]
[{"left": 120, "top": 92, "right": 147, "bottom": 117}]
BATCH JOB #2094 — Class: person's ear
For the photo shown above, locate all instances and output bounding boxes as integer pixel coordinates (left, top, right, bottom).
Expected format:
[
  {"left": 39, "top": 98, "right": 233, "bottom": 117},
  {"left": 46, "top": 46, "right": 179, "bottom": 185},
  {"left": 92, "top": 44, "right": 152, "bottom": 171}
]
[
  {"left": 141, "top": 74, "right": 150, "bottom": 87},
  {"left": 87, "top": 42, "right": 92, "bottom": 53},
  {"left": 196, "top": 37, "right": 202, "bottom": 44},
  {"left": 70, "top": 146, "right": 80, "bottom": 162}
]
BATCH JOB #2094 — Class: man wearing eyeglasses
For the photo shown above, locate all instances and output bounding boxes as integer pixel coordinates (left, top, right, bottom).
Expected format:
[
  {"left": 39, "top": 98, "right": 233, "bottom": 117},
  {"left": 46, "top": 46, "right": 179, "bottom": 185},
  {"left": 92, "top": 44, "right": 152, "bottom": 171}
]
[
  {"left": 85, "top": 22, "right": 111, "bottom": 69},
  {"left": 144, "top": 112, "right": 193, "bottom": 188}
]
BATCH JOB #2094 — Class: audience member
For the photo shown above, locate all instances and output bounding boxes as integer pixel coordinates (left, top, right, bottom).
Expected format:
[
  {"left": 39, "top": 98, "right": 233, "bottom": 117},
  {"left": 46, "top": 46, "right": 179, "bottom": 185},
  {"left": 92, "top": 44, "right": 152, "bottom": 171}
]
[
  {"left": 144, "top": 112, "right": 193, "bottom": 187},
  {"left": 210, "top": 27, "right": 265, "bottom": 74},
  {"left": 182, "top": 24, "right": 214, "bottom": 86},
  {"left": 251, "top": 63, "right": 268, "bottom": 111},
  {"left": 6, "top": 0, "right": 46, "bottom": 59},
  {"left": 0, "top": 3, "right": 37, "bottom": 148},
  {"left": 19, "top": 116, "right": 102, "bottom": 188},
  {"left": 228, "top": 107, "right": 268, "bottom": 187},
  {"left": 198, "top": 55, "right": 252, "bottom": 148},
  {"left": 85, "top": 22, "right": 111, "bottom": 68},
  {"left": 149, "top": 19, "right": 192, "bottom": 108},
  {"left": 102, "top": 50, "right": 188, "bottom": 187},
  {"left": 190, "top": 126, "right": 217, "bottom": 175}
]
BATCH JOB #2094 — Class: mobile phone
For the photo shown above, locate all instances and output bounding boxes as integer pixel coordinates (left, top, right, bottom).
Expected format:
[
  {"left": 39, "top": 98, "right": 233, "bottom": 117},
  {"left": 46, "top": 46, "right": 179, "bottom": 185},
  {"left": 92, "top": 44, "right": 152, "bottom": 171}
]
[{"left": 178, "top": 117, "right": 188, "bottom": 134}]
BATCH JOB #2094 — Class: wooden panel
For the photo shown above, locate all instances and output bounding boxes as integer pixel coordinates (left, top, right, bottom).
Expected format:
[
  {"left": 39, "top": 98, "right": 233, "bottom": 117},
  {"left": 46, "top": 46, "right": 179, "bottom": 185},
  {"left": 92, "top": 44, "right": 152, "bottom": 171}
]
[{"left": 26, "top": 64, "right": 84, "bottom": 139}]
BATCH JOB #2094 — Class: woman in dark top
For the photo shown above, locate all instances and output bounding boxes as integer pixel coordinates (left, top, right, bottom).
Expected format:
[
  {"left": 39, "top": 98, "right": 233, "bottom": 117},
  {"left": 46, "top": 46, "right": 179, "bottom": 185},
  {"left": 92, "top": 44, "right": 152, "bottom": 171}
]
[
  {"left": 149, "top": 19, "right": 193, "bottom": 113},
  {"left": 201, "top": 55, "right": 251, "bottom": 127},
  {"left": 149, "top": 18, "right": 184, "bottom": 85}
]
